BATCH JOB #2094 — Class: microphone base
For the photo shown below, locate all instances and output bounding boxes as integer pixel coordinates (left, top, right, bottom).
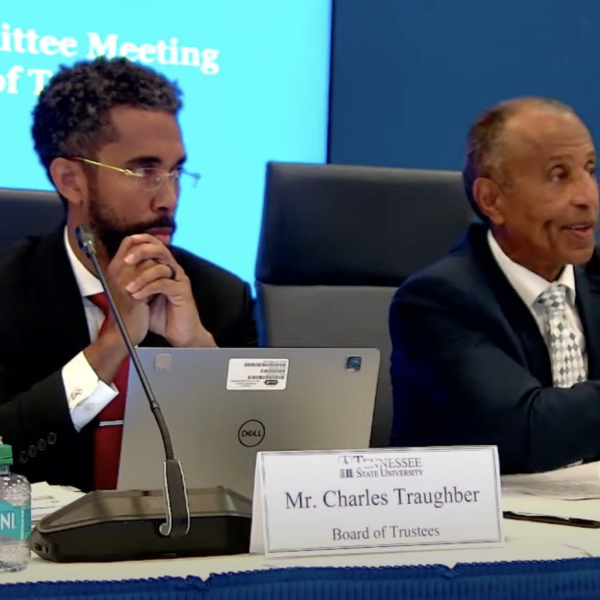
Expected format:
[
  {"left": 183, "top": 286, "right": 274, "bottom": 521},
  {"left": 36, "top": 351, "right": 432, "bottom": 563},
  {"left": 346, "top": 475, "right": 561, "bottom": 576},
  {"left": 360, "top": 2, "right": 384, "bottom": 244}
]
[{"left": 30, "top": 487, "right": 252, "bottom": 563}]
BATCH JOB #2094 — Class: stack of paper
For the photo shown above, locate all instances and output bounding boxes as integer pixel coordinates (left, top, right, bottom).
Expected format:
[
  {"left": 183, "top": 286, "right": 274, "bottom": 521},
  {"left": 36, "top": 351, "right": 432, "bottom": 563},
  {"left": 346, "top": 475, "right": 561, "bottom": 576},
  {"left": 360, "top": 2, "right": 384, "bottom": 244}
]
[
  {"left": 31, "top": 482, "right": 85, "bottom": 524},
  {"left": 502, "top": 461, "right": 600, "bottom": 500},
  {"left": 500, "top": 463, "right": 600, "bottom": 558}
]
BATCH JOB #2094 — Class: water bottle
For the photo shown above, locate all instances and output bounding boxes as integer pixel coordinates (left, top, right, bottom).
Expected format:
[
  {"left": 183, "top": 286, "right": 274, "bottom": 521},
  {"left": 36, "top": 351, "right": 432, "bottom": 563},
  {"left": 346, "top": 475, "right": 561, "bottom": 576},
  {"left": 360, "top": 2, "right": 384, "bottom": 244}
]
[{"left": 0, "top": 438, "right": 31, "bottom": 572}]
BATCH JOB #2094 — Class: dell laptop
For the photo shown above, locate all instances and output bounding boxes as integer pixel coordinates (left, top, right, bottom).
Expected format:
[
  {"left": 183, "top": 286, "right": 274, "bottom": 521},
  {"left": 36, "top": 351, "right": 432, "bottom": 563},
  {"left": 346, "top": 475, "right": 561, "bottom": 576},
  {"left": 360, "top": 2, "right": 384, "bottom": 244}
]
[{"left": 118, "top": 348, "right": 380, "bottom": 499}]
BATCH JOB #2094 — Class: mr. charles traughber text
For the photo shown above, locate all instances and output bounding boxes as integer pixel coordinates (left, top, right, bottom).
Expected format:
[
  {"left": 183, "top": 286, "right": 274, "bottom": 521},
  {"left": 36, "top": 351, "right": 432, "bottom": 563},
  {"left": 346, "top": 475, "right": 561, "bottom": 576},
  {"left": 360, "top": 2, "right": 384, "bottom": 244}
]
[{"left": 285, "top": 486, "right": 481, "bottom": 510}]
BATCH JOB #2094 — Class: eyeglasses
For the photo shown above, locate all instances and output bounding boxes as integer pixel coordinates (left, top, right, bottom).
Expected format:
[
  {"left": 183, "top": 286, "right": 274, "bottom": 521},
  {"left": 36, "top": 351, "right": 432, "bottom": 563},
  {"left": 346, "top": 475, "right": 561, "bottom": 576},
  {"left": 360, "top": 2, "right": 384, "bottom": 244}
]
[{"left": 71, "top": 157, "right": 201, "bottom": 192}]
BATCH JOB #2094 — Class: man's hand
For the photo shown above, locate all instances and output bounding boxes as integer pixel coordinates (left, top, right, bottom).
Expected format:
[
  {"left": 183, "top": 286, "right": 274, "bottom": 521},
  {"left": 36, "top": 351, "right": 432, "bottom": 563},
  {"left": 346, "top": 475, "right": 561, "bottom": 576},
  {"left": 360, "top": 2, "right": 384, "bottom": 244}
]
[
  {"left": 103, "top": 236, "right": 153, "bottom": 346},
  {"left": 122, "top": 234, "right": 216, "bottom": 348},
  {"left": 84, "top": 236, "right": 154, "bottom": 384}
]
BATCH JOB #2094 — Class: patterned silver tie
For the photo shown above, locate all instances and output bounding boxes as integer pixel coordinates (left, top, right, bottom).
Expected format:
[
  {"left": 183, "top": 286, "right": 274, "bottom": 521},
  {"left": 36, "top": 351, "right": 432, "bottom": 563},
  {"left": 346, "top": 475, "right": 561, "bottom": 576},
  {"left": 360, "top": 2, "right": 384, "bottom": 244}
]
[{"left": 536, "top": 283, "right": 586, "bottom": 388}]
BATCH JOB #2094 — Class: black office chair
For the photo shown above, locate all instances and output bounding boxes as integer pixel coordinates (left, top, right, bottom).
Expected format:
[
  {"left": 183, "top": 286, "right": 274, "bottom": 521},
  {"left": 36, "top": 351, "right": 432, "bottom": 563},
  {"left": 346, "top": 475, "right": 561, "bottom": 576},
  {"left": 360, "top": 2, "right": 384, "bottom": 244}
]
[
  {"left": 0, "top": 188, "right": 64, "bottom": 253},
  {"left": 255, "top": 161, "right": 475, "bottom": 447}
]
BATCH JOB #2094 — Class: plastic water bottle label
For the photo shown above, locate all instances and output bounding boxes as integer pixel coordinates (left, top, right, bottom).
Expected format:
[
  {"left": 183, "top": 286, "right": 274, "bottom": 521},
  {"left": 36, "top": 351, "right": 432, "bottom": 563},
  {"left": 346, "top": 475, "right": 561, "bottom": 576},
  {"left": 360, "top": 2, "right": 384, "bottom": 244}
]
[{"left": 0, "top": 502, "right": 31, "bottom": 542}]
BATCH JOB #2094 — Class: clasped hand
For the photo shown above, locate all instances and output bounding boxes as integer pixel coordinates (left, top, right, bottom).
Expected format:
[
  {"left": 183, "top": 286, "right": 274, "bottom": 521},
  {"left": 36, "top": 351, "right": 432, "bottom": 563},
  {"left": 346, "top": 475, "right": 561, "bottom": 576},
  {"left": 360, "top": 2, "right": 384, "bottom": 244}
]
[{"left": 104, "top": 234, "right": 215, "bottom": 348}]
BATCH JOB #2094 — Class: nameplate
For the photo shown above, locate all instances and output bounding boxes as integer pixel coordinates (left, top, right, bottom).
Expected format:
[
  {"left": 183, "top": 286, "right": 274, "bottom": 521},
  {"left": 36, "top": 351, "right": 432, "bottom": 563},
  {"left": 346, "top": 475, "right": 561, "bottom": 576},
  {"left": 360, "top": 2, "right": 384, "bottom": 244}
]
[{"left": 250, "top": 446, "right": 503, "bottom": 558}]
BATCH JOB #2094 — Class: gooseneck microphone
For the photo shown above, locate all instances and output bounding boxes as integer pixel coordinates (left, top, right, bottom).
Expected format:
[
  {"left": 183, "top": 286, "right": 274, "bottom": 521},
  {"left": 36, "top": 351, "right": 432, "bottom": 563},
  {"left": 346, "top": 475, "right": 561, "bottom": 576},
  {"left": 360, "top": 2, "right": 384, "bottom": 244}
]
[
  {"left": 29, "top": 225, "right": 251, "bottom": 563},
  {"left": 75, "top": 224, "right": 190, "bottom": 538}
]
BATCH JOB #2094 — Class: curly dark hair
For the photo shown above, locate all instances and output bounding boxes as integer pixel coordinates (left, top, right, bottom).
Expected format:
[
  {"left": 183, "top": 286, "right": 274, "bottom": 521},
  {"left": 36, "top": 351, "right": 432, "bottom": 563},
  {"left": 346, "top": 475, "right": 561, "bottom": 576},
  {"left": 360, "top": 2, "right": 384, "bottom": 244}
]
[
  {"left": 32, "top": 56, "right": 183, "bottom": 179},
  {"left": 462, "top": 97, "right": 575, "bottom": 224}
]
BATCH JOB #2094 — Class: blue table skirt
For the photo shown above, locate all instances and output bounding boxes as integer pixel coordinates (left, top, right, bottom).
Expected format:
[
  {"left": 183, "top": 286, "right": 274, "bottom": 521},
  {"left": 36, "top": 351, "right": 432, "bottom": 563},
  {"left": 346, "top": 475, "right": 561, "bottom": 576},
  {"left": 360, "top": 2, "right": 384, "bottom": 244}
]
[{"left": 4, "top": 558, "right": 600, "bottom": 600}]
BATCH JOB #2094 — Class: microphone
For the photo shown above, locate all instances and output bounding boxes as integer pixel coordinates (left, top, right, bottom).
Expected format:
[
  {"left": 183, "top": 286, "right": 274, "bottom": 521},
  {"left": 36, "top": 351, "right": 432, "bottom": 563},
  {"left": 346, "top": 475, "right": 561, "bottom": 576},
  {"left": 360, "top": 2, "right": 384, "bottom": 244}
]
[
  {"left": 29, "top": 225, "right": 251, "bottom": 563},
  {"left": 76, "top": 224, "right": 190, "bottom": 538}
]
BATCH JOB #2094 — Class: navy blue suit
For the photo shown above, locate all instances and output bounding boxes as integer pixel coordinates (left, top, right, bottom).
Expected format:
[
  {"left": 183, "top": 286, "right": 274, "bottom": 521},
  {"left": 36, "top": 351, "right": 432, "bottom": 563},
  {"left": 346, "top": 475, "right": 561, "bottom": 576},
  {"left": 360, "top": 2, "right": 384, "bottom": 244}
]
[{"left": 389, "top": 223, "right": 600, "bottom": 473}]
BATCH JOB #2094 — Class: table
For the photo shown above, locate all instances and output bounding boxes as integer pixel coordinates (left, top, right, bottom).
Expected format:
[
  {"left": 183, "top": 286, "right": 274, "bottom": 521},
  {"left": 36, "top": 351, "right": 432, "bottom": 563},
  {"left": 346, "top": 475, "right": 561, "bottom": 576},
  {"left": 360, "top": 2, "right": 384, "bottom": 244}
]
[{"left": 2, "top": 495, "right": 600, "bottom": 599}]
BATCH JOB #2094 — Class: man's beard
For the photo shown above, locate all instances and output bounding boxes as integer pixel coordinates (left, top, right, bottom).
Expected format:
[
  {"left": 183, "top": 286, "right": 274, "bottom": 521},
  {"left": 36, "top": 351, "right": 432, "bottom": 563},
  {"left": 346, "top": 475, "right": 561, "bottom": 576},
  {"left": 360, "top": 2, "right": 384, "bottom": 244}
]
[{"left": 88, "top": 198, "right": 177, "bottom": 259}]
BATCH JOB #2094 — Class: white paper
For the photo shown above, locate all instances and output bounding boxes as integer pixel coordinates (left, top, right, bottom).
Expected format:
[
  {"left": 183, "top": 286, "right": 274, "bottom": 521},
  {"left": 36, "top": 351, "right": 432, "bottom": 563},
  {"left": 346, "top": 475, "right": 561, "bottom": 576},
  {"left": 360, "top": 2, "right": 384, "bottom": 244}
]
[
  {"left": 226, "top": 359, "right": 289, "bottom": 390},
  {"left": 502, "top": 462, "right": 600, "bottom": 500},
  {"left": 31, "top": 482, "right": 85, "bottom": 524},
  {"left": 251, "top": 447, "right": 503, "bottom": 559},
  {"left": 502, "top": 492, "right": 600, "bottom": 518}
]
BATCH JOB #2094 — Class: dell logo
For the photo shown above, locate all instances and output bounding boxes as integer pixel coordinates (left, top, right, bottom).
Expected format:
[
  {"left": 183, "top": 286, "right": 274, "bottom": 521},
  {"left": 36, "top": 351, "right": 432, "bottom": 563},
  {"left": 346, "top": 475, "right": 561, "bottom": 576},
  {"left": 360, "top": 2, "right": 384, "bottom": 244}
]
[{"left": 238, "top": 420, "right": 265, "bottom": 447}]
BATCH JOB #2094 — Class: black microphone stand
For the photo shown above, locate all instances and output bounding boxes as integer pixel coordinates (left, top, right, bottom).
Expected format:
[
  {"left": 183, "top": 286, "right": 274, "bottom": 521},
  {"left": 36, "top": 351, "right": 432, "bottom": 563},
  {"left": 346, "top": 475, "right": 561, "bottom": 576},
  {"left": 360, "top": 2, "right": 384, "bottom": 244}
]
[{"left": 78, "top": 225, "right": 189, "bottom": 538}]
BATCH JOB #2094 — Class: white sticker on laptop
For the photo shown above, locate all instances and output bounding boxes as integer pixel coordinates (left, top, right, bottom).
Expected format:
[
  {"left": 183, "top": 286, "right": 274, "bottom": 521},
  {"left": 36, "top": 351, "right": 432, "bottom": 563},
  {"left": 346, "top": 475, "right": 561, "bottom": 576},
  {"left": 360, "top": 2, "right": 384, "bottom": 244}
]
[{"left": 227, "top": 359, "right": 289, "bottom": 391}]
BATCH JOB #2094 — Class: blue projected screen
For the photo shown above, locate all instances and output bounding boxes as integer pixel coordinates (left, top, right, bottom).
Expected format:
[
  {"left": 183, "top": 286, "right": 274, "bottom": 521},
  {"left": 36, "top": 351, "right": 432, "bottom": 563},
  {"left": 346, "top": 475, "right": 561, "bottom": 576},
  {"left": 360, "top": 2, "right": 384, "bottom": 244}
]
[{"left": 0, "top": 2, "right": 332, "bottom": 283}]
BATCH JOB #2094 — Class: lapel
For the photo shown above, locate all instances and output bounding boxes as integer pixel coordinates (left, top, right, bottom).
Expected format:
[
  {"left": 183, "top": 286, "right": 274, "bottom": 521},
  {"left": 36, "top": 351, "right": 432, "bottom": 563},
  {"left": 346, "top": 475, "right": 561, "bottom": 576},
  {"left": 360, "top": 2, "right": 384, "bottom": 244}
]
[
  {"left": 463, "top": 224, "right": 553, "bottom": 385},
  {"left": 28, "top": 227, "right": 90, "bottom": 369},
  {"left": 575, "top": 251, "right": 600, "bottom": 379}
]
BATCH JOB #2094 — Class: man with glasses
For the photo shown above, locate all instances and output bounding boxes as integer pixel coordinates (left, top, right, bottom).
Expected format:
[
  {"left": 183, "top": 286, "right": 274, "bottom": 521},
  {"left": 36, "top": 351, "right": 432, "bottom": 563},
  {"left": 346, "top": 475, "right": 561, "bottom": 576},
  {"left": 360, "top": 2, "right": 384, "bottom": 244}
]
[{"left": 0, "top": 57, "right": 258, "bottom": 491}]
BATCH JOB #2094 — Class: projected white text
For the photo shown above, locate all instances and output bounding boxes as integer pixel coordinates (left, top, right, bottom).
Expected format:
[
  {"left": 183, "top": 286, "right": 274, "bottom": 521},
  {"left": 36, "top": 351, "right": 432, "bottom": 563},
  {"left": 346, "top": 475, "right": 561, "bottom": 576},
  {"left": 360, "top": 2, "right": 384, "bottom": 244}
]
[{"left": 0, "top": 22, "right": 220, "bottom": 94}]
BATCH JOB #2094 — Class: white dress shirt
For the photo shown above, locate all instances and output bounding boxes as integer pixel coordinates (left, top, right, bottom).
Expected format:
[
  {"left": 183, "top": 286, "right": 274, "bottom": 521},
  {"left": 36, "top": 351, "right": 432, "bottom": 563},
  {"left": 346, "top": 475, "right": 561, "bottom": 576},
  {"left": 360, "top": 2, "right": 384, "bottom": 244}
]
[
  {"left": 61, "top": 227, "right": 118, "bottom": 432},
  {"left": 487, "top": 230, "right": 588, "bottom": 372}
]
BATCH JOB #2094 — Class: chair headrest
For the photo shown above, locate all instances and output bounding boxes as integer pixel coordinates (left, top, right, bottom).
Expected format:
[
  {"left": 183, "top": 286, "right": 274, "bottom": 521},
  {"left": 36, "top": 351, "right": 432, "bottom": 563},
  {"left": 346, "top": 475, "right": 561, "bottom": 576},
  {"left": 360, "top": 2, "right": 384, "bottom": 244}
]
[
  {"left": 0, "top": 188, "right": 64, "bottom": 253},
  {"left": 255, "top": 162, "right": 474, "bottom": 286}
]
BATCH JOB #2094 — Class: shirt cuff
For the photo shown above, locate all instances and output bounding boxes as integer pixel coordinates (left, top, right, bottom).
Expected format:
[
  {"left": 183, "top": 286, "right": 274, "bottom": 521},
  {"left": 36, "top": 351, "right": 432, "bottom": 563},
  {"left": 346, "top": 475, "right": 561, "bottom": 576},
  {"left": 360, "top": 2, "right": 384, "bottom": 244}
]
[{"left": 62, "top": 351, "right": 118, "bottom": 432}]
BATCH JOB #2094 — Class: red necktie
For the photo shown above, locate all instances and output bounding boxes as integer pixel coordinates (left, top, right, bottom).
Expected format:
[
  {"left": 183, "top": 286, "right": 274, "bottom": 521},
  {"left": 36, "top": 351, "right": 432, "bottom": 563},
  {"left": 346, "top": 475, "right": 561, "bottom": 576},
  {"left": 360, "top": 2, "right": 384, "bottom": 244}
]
[{"left": 88, "top": 293, "right": 131, "bottom": 490}]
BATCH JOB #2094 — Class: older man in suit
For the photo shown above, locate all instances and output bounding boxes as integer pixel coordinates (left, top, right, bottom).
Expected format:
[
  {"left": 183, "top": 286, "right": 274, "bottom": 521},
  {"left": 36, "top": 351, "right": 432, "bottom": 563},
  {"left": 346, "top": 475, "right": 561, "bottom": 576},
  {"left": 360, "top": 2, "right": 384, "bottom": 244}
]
[
  {"left": 0, "top": 57, "right": 258, "bottom": 492},
  {"left": 389, "top": 97, "right": 600, "bottom": 473}
]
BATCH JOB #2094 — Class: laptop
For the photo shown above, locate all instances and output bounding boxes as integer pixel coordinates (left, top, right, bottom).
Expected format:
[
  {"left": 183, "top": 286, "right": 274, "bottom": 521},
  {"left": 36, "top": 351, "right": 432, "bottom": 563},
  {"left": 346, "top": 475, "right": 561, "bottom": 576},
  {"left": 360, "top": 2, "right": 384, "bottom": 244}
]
[{"left": 117, "top": 347, "right": 380, "bottom": 499}]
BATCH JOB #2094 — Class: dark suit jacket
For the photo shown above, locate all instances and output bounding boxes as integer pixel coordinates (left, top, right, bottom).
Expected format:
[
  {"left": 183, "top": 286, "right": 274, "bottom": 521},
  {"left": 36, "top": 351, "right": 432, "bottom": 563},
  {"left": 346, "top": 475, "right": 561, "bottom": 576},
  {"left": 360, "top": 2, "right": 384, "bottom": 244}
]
[
  {"left": 0, "top": 227, "right": 258, "bottom": 491},
  {"left": 389, "top": 222, "right": 600, "bottom": 474}
]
